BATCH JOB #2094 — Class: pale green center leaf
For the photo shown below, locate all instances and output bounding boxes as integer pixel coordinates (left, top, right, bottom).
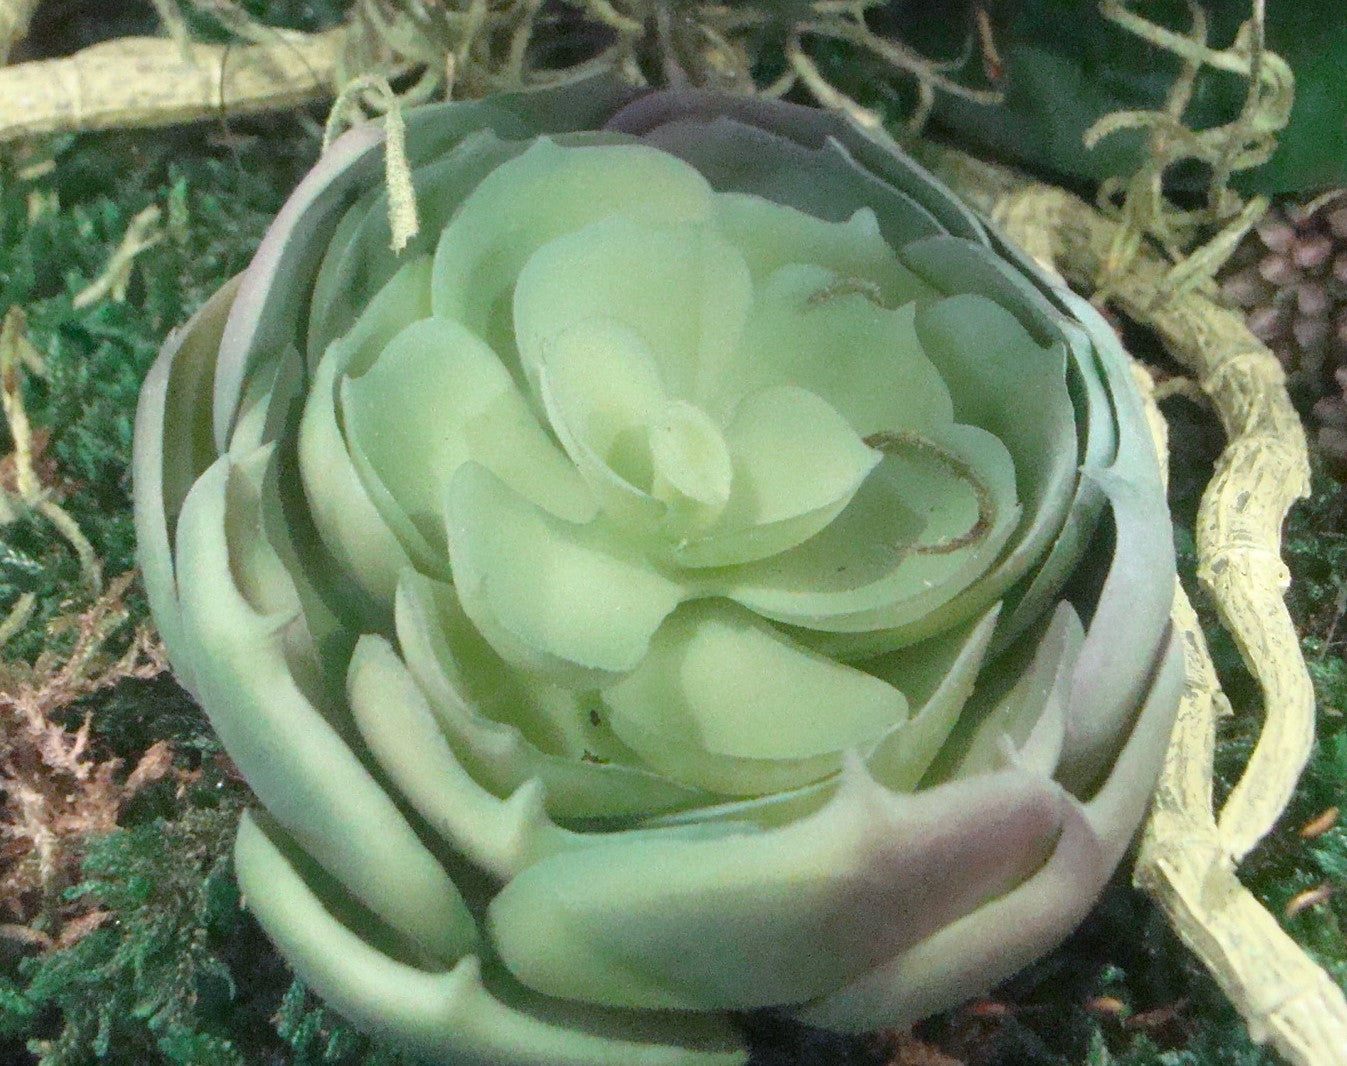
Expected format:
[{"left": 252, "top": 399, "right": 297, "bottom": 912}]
[{"left": 444, "top": 462, "right": 687, "bottom": 677}]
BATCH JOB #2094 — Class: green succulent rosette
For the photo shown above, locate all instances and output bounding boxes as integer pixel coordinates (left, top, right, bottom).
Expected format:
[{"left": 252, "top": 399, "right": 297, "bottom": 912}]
[{"left": 133, "top": 75, "right": 1183, "bottom": 1066}]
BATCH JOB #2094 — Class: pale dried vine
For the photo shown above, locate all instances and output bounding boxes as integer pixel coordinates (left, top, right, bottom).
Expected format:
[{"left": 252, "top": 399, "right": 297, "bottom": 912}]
[
  {"left": 916, "top": 139, "right": 1340, "bottom": 1066},
  {"left": 0, "top": 28, "right": 349, "bottom": 144}
]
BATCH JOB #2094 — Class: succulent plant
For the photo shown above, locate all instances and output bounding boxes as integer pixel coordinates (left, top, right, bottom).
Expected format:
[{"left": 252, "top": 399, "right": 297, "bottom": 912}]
[{"left": 134, "top": 74, "right": 1183, "bottom": 1065}]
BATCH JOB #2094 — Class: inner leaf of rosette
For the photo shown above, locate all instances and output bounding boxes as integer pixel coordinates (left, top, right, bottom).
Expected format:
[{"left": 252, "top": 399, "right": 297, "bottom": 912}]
[{"left": 314, "top": 135, "right": 1086, "bottom": 826}]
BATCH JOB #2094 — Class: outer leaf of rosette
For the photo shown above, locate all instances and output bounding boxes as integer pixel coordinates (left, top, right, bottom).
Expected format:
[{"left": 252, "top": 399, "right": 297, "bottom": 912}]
[
  {"left": 215, "top": 71, "right": 644, "bottom": 449},
  {"left": 919, "top": 602, "right": 1084, "bottom": 787},
  {"left": 1051, "top": 287, "right": 1177, "bottom": 794},
  {"left": 604, "top": 87, "right": 986, "bottom": 243},
  {"left": 393, "top": 570, "right": 714, "bottom": 825},
  {"left": 172, "top": 452, "right": 475, "bottom": 969},
  {"left": 298, "top": 255, "right": 434, "bottom": 607},
  {"left": 633, "top": 114, "right": 948, "bottom": 251},
  {"left": 713, "top": 196, "right": 936, "bottom": 310},
  {"left": 795, "top": 630, "right": 1185, "bottom": 1033},
  {"left": 487, "top": 755, "right": 1067, "bottom": 1012},
  {"left": 235, "top": 811, "right": 749, "bottom": 1066},
  {"left": 133, "top": 275, "right": 241, "bottom": 692},
  {"left": 861, "top": 602, "right": 1001, "bottom": 792}
]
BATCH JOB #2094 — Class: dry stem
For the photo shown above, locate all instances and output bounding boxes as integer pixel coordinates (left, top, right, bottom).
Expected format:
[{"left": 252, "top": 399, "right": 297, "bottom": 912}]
[
  {"left": 1, "top": 309, "right": 102, "bottom": 591},
  {"left": 917, "top": 141, "right": 1341, "bottom": 1066},
  {"left": 0, "top": 28, "right": 347, "bottom": 144}
]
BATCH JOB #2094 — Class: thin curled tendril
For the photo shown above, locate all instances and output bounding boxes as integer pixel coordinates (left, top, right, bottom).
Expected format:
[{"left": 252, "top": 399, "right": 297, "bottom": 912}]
[{"left": 863, "top": 430, "right": 997, "bottom": 555}]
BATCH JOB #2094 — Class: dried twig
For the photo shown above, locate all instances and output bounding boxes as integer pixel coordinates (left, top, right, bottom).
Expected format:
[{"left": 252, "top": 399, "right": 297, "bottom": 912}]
[
  {"left": 916, "top": 140, "right": 1341, "bottom": 1066},
  {"left": 72, "top": 205, "right": 165, "bottom": 310},
  {"left": 1, "top": 308, "right": 102, "bottom": 591},
  {"left": 0, "top": 28, "right": 348, "bottom": 144}
]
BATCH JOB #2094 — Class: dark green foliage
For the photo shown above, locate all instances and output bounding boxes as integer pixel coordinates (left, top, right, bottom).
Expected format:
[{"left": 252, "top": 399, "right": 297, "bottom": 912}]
[
  {"left": 11, "top": 802, "right": 247, "bottom": 1066},
  {"left": 887, "top": 0, "right": 1347, "bottom": 195}
]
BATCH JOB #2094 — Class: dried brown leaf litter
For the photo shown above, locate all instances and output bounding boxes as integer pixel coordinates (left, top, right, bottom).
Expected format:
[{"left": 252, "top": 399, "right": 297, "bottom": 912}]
[{"left": 0, "top": 575, "right": 171, "bottom": 943}]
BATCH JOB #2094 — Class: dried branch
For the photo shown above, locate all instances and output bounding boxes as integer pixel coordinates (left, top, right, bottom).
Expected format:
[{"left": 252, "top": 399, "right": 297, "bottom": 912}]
[
  {"left": 915, "top": 140, "right": 1339, "bottom": 1066},
  {"left": 1, "top": 308, "right": 102, "bottom": 591},
  {"left": 0, "top": 28, "right": 348, "bottom": 144}
]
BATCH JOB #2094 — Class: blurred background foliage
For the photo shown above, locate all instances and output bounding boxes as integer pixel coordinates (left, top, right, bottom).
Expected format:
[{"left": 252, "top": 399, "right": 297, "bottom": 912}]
[
  {"left": 893, "top": 0, "right": 1347, "bottom": 195},
  {"left": 0, "top": 2, "right": 1343, "bottom": 1065}
]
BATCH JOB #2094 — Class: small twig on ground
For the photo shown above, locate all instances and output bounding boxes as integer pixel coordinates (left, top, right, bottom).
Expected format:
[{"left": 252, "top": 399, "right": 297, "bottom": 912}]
[
  {"left": 0, "top": 0, "right": 39, "bottom": 64},
  {"left": 0, "top": 308, "right": 102, "bottom": 591},
  {"left": 72, "top": 205, "right": 165, "bottom": 309}
]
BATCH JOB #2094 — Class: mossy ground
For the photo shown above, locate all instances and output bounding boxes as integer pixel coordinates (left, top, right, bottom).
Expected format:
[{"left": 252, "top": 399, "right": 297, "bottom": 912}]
[{"left": 1, "top": 6, "right": 1344, "bottom": 1065}]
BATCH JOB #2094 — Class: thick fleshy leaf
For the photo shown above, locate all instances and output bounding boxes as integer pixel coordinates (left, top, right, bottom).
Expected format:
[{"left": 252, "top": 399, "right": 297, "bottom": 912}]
[
  {"left": 445, "top": 463, "right": 686, "bottom": 676},
  {"left": 394, "top": 571, "right": 713, "bottom": 822},
  {"left": 613, "top": 87, "right": 982, "bottom": 238},
  {"left": 488, "top": 758, "right": 1065, "bottom": 1011},
  {"left": 513, "top": 212, "right": 752, "bottom": 404},
  {"left": 673, "top": 386, "right": 881, "bottom": 568},
  {"left": 797, "top": 632, "right": 1184, "bottom": 1032},
  {"left": 1055, "top": 290, "right": 1176, "bottom": 793},
  {"left": 720, "top": 262, "right": 950, "bottom": 437},
  {"left": 236, "top": 812, "right": 748, "bottom": 1066},
  {"left": 309, "top": 131, "right": 528, "bottom": 362},
  {"left": 133, "top": 275, "right": 241, "bottom": 688},
  {"left": 213, "top": 124, "right": 385, "bottom": 449},
  {"left": 714, "top": 196, "right": 933, "bottom": 306},
  {"left": 602, "top": 600, "right": 907, "bottom": 795},
  {"left": 341, "top": 315, "right": 593, "bottom": 557},
  {"left": 636, "top": 115, "right": 948, "bottom": 249},
  {"left": 934, "top": 603, "right": 1083, "bottom": 783},
  {"left": 863, "top": 604, "right": 1000, "bottom": 791},
  {"left": 535, "top": 317, "right": 667, "bottom": 526},
  {"left": 434, "top": 139, "right": 718, "bottom": 365},
  {"left": 298, "top": 256, "right": 431, "bottom": 604},
  {"left": 347, "top": 633, "right": 586, "bottom": 876},
  {"left": 723, "top": 422, "right": 1020, "bottom": 637},
  {"left": 174, "top": 457, "right": 475, "bottom": 967}
]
